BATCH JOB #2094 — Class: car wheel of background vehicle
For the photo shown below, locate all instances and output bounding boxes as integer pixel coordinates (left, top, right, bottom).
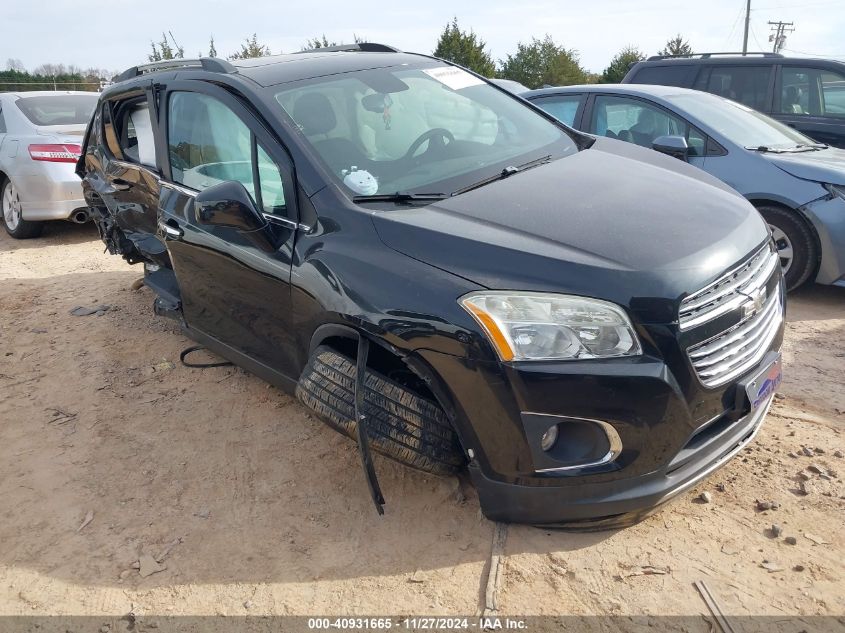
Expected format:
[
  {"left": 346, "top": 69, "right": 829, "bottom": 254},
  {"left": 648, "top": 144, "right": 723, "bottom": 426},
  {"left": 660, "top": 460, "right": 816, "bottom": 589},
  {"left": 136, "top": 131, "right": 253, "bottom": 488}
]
[
  {"left": 1, "top": 178, "right": 43, "bottom": 239},
  {"left": 757, "top": 204, "right": 817, "bottom": 291},
  {"left": 296, "top": 345, "right": 465, "bottom": 476}
]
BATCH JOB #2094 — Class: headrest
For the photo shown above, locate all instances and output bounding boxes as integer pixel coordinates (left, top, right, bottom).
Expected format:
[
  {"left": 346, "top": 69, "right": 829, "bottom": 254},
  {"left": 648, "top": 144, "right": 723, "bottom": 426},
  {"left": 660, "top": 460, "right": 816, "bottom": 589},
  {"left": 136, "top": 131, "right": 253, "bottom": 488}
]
[{"left": 292, "top": 92, "right": 336, "bottom": 135}]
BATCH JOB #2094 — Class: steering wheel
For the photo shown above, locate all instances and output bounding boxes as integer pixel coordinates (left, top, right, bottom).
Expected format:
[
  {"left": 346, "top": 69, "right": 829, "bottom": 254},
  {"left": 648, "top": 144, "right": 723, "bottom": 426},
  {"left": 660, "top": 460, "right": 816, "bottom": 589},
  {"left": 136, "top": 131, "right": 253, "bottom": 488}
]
[{"left": 403, "top": 128, "right": 455, "bottom": 161}]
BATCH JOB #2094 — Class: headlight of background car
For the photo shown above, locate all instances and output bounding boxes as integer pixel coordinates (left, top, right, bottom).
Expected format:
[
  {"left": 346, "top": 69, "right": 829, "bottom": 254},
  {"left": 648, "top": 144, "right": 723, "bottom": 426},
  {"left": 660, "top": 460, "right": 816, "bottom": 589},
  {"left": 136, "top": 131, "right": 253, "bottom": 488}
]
[
  {"left": 460, "top": 292, "right": 642, "bottom": 361},
  {"left": 825, "top": 184, "right": 845, "bottom": 200}
]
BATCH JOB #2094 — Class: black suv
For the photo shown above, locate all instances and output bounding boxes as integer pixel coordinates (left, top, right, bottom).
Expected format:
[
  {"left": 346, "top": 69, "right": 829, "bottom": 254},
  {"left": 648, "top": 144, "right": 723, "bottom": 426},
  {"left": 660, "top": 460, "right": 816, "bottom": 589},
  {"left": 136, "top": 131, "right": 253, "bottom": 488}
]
[
  {"left": 77, "top": 45, "right": 784, "bottom": 526},
  {"left": 623, "top": 52, "right": 845, "bottom": 148}
]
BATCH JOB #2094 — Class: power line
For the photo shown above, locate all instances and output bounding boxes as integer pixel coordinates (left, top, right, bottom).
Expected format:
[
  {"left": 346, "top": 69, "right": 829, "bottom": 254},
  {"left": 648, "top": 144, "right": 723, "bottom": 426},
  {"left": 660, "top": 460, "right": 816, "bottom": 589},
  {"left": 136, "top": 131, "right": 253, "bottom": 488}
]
[{"left": 768, "top": 20, "right": 794, "bottom": 53}]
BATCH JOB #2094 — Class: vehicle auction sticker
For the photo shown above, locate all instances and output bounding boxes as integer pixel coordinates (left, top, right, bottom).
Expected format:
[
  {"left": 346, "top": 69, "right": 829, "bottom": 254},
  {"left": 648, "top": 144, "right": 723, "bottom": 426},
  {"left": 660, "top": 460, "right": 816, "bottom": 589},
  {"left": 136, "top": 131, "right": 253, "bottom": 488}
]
[{"left": 422, "top": 66, "right": 485, "bottom": 90}]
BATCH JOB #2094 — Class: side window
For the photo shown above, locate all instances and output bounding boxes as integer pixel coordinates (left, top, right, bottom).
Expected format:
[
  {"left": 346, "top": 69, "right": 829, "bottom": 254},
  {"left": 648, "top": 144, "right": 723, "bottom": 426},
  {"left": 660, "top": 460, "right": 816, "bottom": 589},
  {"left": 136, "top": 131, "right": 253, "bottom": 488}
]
[
  {"left": 168, "top": 91, "right": 289, "bottom": 216},
  {"left": 591, "top": 95, "right": 706, "bottom": 157},
  {"left": 0, "top": 106, "right": 6, "bottom": 133},
  {"left": 781, "top": 67, "right": 845, "bottom": 118},
  {"left": 630, "top": 65, "right": 695, "bottom": 88},
  {"left": 103, "top": 100, "right": 157, "bottom": 168},
  {"left": 531, "top": 95, "right": 583, "bottom": 127},
  {"left": 702, "top": 66, "right": 771, "bottom": 111}
]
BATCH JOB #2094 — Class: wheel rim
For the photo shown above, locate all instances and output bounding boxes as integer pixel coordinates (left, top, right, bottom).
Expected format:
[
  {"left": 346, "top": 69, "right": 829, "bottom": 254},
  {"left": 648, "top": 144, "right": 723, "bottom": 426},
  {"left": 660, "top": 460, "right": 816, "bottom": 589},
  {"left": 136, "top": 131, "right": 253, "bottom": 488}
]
[
  {"left": 769, "top": 224, "right": 794, "bottom": 276},
  {"left": 2, "top": 181, "right": 22, "bottom": 231}
]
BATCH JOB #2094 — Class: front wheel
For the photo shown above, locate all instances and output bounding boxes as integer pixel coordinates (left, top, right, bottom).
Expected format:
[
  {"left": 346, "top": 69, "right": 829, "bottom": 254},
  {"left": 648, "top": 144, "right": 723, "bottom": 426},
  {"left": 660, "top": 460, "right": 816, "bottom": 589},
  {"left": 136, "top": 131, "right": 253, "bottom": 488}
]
[
  {"left": 2, "top": 178, "right": 43, "bottom": 239},
  {"left": 756, "top": 204, "right": 817, "bottom": 291}
]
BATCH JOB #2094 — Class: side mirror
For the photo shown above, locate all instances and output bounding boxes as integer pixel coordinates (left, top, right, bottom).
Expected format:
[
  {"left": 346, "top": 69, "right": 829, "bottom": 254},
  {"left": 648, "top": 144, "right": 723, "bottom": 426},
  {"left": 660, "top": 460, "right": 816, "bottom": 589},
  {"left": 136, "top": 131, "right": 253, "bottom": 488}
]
[
  {"left": 194, "top": 180, "right": 266, "bottom": 232},
  {"left": 652, "top": 135, "right": 689, "bottom": 161},
  {"left": 194, "top": 180, "right": 277, "bottom": 252}
]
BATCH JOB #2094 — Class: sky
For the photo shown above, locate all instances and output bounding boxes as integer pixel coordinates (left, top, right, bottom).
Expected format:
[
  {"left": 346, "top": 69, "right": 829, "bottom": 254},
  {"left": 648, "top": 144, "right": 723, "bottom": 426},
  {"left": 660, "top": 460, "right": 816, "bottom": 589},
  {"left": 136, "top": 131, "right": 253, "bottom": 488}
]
[{"left": 3, "top": 0, "right": 845, "bottom": 76}]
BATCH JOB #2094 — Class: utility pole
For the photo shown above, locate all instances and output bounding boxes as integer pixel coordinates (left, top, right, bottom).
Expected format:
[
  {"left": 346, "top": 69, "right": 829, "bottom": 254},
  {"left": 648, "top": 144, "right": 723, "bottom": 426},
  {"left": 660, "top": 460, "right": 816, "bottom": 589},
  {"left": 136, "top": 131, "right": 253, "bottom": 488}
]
[
  {"left": 768, "top": 21, "right": 794, "bottom": 53},
  {"left": 742, "top": 0, "right": 751, "bottom": 54}
]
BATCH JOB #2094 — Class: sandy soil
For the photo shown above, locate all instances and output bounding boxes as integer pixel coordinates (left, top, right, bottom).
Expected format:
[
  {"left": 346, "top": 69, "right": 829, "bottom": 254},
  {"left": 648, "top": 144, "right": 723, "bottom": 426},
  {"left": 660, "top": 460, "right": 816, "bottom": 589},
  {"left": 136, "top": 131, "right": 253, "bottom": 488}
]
[{"left": 0, "top": 223, "right": 843, "bottom": 624}]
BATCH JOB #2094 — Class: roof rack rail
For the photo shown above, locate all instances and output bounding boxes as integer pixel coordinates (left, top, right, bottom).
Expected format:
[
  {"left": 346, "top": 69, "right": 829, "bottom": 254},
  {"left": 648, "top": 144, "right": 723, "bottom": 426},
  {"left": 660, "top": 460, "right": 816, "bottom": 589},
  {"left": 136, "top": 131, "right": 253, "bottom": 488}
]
[
  {"left": 296, "top": 42, "right": 401, "bottom": 54},
  {"left": 115, "top": 57, "right": 237, "bottom": 83},
  {"left": 646, "top": 51, "right": 784, "bottom": 61}
]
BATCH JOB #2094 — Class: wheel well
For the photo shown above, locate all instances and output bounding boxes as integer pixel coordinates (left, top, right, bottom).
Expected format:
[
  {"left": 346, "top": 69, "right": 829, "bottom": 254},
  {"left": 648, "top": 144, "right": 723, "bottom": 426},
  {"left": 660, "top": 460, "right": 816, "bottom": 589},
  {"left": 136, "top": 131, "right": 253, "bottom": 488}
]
[
  {"left": 318, "top": 334, "right": 438, "bottom": 402},
  {"left": 749, "top": 198, "right": 822, "bottom": 268}
]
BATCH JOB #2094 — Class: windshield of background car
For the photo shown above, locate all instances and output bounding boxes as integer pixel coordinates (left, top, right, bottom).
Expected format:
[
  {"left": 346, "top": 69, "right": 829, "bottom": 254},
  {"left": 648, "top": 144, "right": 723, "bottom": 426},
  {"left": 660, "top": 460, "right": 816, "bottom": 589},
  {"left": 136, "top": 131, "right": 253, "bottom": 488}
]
[
  {"left": 273, "top": 63, "right": 577, "bottom": 197},
  {"left": 15, "top": 94, "right": 98, "bottom": 126},
  {"left": 667, "top": 93, "right": 815, "bottom": 150}
]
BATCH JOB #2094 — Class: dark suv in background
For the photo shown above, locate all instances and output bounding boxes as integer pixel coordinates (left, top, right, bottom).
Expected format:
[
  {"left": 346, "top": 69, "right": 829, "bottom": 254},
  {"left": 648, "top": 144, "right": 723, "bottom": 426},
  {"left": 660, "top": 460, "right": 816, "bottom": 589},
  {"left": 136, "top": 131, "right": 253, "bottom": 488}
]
[{"left": 623, "top": 52, "right": 845, "bottom": 148}]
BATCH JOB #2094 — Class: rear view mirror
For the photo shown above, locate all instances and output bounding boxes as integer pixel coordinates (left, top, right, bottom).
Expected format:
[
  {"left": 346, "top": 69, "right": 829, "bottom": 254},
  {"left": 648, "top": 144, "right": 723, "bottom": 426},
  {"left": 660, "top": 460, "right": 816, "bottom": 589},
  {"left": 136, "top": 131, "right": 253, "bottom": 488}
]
[
  {"left": 361, "top": 92, "right": 393, "bottom": 113},
  {"left": 194, "top": 180, "right": 266, "bottom": 232},
  {"left": 652, "top": 135, "right": 689, "bottom": 161}
]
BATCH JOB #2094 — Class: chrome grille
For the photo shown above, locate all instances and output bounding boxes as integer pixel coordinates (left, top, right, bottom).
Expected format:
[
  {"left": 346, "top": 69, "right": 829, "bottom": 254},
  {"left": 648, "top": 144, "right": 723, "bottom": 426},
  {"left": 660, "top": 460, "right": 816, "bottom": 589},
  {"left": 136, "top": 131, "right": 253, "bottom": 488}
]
[
  {"left": 688, "top": 288, "right": 783, "bottom": 388},
  {"left": 679, "top": 244, "right": 779, "bottom": 330}
]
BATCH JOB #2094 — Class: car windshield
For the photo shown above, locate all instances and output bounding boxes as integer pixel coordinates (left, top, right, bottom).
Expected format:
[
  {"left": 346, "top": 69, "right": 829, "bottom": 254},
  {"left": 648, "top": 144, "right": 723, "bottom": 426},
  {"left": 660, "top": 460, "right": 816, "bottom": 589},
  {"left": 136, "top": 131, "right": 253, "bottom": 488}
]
[
  {"left": 665, "top": 92, "right": 816, "bottom": 151},
  {"left": 15, "top": 94, "right": 98, "bottom": 126},
  {"left": 273, "top": 62, "right": 577, "bottom": 198}
]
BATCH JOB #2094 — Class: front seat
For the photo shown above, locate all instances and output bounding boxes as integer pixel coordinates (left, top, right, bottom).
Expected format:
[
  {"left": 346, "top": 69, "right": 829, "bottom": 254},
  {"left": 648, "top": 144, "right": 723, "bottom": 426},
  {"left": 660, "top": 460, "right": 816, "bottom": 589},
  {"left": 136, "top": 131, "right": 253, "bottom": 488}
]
[
  {"left": 783, "top": 86, "right": 804, "bottom": 114},
  {"left": 292, "top": 92, "right": 368, "bottom": 175},
  {"left": 629, "top": 108, "right": 658, "bottom": 147}
]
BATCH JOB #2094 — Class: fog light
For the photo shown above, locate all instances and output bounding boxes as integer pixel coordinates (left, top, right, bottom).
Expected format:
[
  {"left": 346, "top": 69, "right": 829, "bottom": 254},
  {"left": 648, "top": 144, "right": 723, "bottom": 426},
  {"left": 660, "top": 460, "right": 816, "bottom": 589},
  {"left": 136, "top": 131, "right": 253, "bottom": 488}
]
[{"left": 540, "top": 425, "right": 559, "bottom": 451}]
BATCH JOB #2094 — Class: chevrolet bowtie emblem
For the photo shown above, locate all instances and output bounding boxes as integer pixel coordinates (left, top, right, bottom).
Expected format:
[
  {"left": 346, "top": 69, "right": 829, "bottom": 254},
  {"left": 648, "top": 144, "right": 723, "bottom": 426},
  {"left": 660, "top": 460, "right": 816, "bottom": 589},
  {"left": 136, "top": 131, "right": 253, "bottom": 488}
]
[{"left": 742, "top": 287, "right": 767, "bottom": 320}]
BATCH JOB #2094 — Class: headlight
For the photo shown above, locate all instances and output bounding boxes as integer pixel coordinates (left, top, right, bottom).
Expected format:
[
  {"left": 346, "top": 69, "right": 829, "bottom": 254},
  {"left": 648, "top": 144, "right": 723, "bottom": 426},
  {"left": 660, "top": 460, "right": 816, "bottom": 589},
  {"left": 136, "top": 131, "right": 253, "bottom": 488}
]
[
  {"left": 825, "top": 184, "right": 845, "bottom": 200},
  {"left": 459, "top": 291, "right": 642, "bottom": 361}
]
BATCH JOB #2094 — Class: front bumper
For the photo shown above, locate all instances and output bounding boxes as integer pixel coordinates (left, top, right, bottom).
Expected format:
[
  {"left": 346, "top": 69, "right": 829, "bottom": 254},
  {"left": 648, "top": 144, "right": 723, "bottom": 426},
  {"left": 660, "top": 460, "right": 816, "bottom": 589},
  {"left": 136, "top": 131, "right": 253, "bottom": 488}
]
[
  {"left": 803, "top": 193, "right": 845, "bottom": 286},
  {"left": 470, "top": 394, "right": 772, "bottom": 527}
]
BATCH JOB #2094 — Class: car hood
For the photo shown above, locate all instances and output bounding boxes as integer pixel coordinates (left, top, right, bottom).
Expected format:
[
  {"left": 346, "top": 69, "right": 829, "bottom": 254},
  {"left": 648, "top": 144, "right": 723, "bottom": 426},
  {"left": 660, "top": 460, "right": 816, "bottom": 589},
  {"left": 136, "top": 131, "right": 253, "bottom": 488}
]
[
  {"left": 764, "top": 146, "right": 845, "bottom": 186},
  {"left": 371, "top": 138, "right": 769, "bottom": 323}
]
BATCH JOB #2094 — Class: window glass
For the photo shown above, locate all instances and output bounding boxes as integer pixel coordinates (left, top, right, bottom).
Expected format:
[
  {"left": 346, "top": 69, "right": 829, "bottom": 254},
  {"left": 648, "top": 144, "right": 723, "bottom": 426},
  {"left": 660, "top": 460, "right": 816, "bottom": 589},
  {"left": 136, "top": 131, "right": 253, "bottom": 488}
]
[
  {"left": 0, "top": 106, "right": 6, "bottom": 133},
  {"left": 120, "top": 104, "right": 156, "bottom": 167},
  {"left": 630, "top": 65, "right": 695, "bottom": 87},
  {"left": 273, "top": 63, "right": 575, "bottom": 198},
  {"left": 531, "top": 95, "right": 582, "bottom": 126},
  {"left": 14, "top": 94, "right": 97, "bottom": 126},
  {"left": 256, "top": 143, "right": 286, "bottom": 215},
  {"left": 168, "top": 92, "right": 254, "bottom": 194},
  {"left": 666, "top": 92, "right": 814, "bottom": 150},
  {"left": 704, "top": 66, "right": 771, "bottom": 111},
  {"left": 591, "top": 95, "right": 706, "bottom": 157},
  {"left": 781, "top": 67, "right": 845, "bottom": 118}
]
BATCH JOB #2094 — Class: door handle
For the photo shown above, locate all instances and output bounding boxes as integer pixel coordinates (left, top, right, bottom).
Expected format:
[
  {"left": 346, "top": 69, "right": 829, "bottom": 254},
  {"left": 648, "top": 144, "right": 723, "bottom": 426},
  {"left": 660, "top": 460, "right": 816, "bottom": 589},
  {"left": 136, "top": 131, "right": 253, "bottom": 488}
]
[
  {"left": 112, "top": 178, "right": 133, "bottom": 191},
  {"left": 158, "top": 220, "right": 184, "bottom": 239}
]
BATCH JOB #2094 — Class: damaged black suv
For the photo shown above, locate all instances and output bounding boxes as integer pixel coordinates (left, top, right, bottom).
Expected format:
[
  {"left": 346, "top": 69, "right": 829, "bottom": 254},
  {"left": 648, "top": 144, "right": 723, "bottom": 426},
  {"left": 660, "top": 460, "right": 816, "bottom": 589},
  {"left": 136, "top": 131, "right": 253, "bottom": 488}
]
[{"left": 78, "top": 44, "right": 785, "bottom": 526}]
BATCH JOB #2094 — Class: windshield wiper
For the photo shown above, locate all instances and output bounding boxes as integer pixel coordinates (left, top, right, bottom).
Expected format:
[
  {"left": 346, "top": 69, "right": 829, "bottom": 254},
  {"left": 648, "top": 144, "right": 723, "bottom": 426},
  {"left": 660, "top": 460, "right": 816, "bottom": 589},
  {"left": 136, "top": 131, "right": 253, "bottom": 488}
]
[
  {"left": 795, "top": 142, "right": 829, "bottom": 150},
  {"left": 451, "top": 154, "right": 553, "bottom": 196},
  {"left": 352, "top": 192, "right": 448, "bottom": 204},
  {"left": 745, "top": 145, "right": 788, "bottom": 153}
]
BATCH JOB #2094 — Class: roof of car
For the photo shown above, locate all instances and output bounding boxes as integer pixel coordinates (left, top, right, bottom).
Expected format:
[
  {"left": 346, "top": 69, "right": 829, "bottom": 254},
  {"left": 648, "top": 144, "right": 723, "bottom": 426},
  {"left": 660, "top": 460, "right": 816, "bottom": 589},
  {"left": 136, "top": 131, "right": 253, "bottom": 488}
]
[
  {"left": 522, "top": 84, "right": 703, "bottom": 99},
  {"left": 631, "top": 54, "right": 844, "bottom": 67},
  {"left": 0, "top": 90, "right": 98, "bottom": 99}
]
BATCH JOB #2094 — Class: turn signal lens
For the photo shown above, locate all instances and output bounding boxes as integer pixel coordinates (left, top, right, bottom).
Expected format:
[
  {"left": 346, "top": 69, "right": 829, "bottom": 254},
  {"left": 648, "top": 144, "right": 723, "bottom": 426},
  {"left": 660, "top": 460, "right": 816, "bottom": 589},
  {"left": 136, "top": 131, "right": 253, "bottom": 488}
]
[{"left": 28, "top": 144, "right": 82, "bottom": 163}]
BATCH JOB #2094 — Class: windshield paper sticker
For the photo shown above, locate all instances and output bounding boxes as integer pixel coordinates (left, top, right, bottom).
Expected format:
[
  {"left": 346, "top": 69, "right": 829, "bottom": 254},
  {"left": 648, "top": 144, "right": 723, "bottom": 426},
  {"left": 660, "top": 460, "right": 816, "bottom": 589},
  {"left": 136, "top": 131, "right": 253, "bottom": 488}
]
[{"left": 423, "top": 66, "right": 485, "bottom": 91}]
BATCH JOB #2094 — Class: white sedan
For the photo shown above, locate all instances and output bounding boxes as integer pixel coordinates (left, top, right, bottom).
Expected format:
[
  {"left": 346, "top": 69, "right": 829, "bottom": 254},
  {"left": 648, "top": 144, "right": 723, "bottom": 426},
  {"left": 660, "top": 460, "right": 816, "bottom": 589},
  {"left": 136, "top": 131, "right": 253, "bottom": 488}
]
[{"left": 0, "top": 91, "right": 98, "bottom": 238}]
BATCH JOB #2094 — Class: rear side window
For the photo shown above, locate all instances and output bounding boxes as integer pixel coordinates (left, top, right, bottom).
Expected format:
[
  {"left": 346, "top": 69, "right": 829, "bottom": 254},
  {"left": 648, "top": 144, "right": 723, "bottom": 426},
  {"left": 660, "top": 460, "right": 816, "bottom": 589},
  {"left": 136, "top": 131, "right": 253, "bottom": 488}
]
[
  {"left": 780, "top": 66, "right": 845, "bottom": 118},
  {"left": 15, "top": 94, "right": 97, "bottom": 126},
  {"left": 167, "top": 91, "right": 287, "bottom": 215},
  {"left": 629, "top": 65, "right": 696, "bottom": 88},
  {"left": 530, "top": 94, "right": 583, "bottom": 127},
  {"left": 103, "top": 99, "right": 157, "bottom": 168},
  {"left": 0, "top": 106, "right": 6, "bottom": 133},
  {"left": 697, "top": 66, "right": 771, "bottom": 111}
]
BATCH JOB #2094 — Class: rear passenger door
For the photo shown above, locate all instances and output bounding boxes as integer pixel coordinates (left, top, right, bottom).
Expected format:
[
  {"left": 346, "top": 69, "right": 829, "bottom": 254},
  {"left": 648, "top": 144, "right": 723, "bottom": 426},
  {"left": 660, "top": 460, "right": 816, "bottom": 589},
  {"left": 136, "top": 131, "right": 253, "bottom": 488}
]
[
  {"left": 159, "top": 81, "right": 300, "bottom": 378},
  {"left": 98, "top": 85, "right": 164, "bottom": 258},
  {"left": 528, "top": 93, "right": 586, "bottom": 129},
  {"left": 774, "top": 65, "right": 845, "bottom": 147}
]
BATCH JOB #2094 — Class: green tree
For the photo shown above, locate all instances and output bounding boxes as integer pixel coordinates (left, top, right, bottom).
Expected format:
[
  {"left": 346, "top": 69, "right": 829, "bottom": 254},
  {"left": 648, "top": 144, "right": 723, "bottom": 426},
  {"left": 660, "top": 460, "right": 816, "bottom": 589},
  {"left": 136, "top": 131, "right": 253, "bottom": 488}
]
[
  {"left": 432, "top": 18, "right": 495, "bottom": 77},
  {"left": 301, "top": 34, "right": 365, "bottom": 51},
  {"left": 229, "top": 34, "right": 272, "bottom": 60},
  {"left": 148, "top": 32, "right": 184, "bottom": 62},
  {"left": 208, "top": 36, "right": 217, "bottom": 57},
  {"left": 498, "top": 35, "right": 588, "bottom": 89},
  {"left": 658, "top": 34, "right": 693, "bottom": 57},
  {"left": 600, "top": 46, "right": 646, "bottom": 83}
]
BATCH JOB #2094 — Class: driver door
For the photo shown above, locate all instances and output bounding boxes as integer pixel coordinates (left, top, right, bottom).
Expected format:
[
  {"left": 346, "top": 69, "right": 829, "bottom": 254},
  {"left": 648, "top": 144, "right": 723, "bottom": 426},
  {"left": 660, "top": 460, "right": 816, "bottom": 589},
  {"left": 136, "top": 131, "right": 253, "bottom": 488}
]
[{"left": 158, "top": 81, "right": 300, "bottom": 379}]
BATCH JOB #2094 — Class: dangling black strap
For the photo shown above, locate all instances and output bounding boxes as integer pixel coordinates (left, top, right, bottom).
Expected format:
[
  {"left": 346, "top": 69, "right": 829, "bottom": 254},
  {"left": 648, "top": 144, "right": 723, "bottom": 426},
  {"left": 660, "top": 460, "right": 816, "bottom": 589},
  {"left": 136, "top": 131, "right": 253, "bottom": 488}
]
[
  {"left": 354, "top": 335, "right": 385, "bottom": 515},
  {"left": 179, "top": 345, "right": 234, "bottom": 369}
]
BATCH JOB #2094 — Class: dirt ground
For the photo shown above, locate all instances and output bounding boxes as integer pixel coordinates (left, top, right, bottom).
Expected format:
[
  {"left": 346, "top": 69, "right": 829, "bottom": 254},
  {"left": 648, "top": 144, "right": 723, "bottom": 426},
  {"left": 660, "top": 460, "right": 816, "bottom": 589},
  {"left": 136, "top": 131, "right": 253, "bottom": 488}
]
[{"left": 1, "top": 223, "right": 844, "bottom": 624}]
